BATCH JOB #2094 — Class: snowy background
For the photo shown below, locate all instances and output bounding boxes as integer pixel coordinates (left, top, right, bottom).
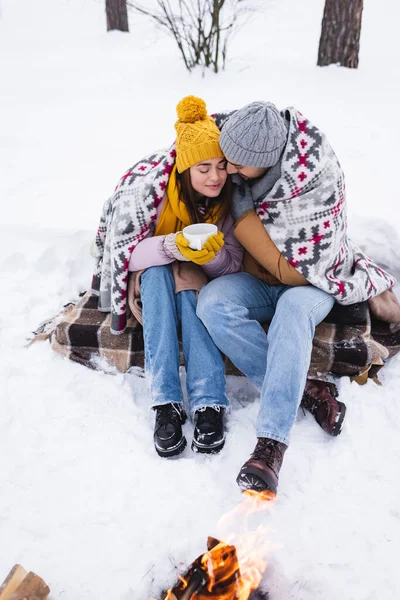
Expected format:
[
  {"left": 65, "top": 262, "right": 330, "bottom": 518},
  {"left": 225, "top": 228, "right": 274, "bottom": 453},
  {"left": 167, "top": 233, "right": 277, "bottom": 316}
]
[{"left": 1, "top": 0, "right": 400, "bottom": 598}]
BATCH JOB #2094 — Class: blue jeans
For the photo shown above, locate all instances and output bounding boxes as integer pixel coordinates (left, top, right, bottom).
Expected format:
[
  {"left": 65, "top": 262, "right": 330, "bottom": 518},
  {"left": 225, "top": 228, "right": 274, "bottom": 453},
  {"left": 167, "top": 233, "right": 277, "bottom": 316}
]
[
  {"left": 197, "top": 273, "right": 334, "bottom": 445},
  {"left": 140, "top": 265, "right": 229, "bottom": 415}
]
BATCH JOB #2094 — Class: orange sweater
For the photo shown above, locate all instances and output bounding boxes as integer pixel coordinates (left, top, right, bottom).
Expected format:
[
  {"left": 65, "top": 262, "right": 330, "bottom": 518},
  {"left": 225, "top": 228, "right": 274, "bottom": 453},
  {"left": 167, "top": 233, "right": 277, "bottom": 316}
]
[{"left": 234, "top": 210, "right": 308, "bottom": 286}]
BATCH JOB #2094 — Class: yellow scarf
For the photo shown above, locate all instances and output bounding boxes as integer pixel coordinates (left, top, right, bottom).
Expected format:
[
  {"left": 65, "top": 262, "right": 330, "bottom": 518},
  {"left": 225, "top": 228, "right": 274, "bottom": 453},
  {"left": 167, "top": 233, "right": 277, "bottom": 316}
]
[{"left": 154, "top": 165, "right": 224, "bottom": 236}]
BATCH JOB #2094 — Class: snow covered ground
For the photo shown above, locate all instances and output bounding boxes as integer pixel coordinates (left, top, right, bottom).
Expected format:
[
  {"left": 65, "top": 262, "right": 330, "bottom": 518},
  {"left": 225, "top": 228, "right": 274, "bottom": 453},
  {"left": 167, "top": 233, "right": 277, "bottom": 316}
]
[{"left": 1, "top": 0, "right": 400, "bottom": 598}]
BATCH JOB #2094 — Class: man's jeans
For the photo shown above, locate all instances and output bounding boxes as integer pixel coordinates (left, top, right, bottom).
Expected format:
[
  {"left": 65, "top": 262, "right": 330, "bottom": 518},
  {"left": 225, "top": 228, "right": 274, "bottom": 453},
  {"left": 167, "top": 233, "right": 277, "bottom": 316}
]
[
  {"left": 197, "top": 273, "right": 334, "bottom": 445},
  {"left": 140, "top": 265, "right": 229, "bottom": 415}
]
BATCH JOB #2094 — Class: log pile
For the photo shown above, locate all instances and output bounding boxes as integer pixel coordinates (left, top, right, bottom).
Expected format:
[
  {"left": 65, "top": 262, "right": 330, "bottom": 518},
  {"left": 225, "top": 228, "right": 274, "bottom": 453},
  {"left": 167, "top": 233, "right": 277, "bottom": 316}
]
[
  {"left": 0, "top": 565, "right": 49, "bottom": 600},
  {"left": 160, "top": 537, "right": 269, "bottom": 600}
]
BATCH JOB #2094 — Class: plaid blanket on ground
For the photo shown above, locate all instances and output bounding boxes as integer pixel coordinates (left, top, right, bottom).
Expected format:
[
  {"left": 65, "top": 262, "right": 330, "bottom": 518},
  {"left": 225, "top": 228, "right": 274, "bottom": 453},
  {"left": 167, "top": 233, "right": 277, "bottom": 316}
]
[{"left": 29, "top": 292, "right": 400, "bottom": 381}]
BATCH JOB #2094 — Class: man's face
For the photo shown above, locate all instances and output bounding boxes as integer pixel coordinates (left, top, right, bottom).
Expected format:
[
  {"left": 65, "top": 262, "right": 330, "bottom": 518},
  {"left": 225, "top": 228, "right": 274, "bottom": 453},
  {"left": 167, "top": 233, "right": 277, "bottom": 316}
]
[{"left": 225, "top": 159, "right": 268, "bottom": 180}]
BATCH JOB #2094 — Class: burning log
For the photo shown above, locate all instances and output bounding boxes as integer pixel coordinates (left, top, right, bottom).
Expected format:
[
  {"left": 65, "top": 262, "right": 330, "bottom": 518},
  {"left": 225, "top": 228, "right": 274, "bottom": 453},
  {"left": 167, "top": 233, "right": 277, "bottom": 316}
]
[
  {"left": 160, "top": 537, "right": 268, "bottom": 600},
  {"left": 154, "top": 492, "right": 275, "bottom": 600},
  {"left": 0, "top": 565, "right": 50, "bottom": 600}
]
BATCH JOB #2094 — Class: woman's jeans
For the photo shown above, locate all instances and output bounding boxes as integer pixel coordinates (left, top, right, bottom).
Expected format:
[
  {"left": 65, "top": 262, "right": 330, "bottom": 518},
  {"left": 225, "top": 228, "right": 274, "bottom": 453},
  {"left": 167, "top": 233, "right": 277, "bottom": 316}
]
[
  {"left": 197, "top": 273, "right": 335, "bottom": 445},
  {"left": 140, "top": 265, "right": 229, "bottom": 415}
]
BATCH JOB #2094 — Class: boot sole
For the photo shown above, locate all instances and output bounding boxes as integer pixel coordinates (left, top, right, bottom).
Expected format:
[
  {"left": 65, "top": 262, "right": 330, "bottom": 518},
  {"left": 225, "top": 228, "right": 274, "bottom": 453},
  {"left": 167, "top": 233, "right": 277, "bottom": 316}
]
[
  {"left": 191, "top": 437, "right": 225, "bottom": 454},
  {"left": 155, "top": 435, "right": 187, "bottom": 458},
  {"left": 330, "top": 402, "right": 347, "bottom": 436},
  {"left": 236, "top": 466, "right": 277, "bottom": 494}
]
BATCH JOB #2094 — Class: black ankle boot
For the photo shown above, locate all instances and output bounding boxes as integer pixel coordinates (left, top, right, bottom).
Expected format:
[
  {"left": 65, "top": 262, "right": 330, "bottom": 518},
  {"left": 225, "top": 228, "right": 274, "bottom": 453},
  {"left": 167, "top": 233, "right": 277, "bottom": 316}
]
[
  {"left": 153, "top": 403, "right": 187, "bottom": 458},
  {"left": 192, "top": 406, "right": 225, "bottom": 454}
]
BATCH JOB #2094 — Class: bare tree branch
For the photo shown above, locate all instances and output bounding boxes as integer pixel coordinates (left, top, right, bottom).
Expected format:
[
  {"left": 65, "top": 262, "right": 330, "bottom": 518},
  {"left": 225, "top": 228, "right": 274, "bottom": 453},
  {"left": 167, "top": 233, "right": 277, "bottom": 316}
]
[{"left": 127, "top": 0, "right": 256, "bottom": 73}]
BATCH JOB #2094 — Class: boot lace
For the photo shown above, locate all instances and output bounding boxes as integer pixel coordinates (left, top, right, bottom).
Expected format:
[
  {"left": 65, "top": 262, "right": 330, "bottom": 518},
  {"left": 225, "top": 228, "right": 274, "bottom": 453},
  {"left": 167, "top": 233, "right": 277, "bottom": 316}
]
[
  {"left": 196, "top": 406, "right": 223, "bottom": 426},
  {"left": 301, "top": 394, "right": 319, "bottom": 414},
  {"left": 251, "top": 438, "right": 282, "bottom": 468},
  {"left": 302, "top": 381, "right": 339, "bottom": 415},
  {"left": 156, "top": 403, "right": 183, "bottom": 426}
]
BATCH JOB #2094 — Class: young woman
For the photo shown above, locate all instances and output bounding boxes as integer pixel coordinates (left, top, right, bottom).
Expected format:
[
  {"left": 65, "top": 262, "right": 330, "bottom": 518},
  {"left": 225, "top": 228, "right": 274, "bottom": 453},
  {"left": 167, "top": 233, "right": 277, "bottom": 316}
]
[{"left": 117, "top": 96, "right": 243, "bottom": 458}]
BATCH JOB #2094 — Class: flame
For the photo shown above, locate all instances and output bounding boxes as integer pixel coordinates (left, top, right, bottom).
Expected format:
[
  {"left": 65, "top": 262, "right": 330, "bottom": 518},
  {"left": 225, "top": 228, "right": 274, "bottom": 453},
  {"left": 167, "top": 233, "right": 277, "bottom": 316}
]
[
  {"left": 242, "top": 489, "right": 276, "bottom": 503},
  {"left": 200, "top": 541, "right": 239, "bottom": 593},
  {"left": 177, "top": 576, "right": 188, "bottom": 589},
  {"left": 159, "top": 490, "right": 276, "bottom": 600},
  {"left": 216, "top": 490, "right": 276, "bottom": 599}
]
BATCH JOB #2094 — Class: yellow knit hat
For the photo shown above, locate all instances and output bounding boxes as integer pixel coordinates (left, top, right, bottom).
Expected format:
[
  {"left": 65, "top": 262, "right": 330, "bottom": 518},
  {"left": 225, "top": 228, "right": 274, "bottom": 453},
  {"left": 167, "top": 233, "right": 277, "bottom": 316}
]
[{"left": 174, "top": 95, "right": 224, "bottom": 173}]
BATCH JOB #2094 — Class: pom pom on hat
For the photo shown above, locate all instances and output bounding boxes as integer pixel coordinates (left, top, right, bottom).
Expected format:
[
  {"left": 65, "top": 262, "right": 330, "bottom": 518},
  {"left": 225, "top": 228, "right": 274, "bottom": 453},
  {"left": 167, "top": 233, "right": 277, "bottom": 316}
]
[
  {"left": 174, "top": 95, "right": 224, "bottom": 173},
  {"left": 176, "top": 96, "right": 207, "bottom": 123}
]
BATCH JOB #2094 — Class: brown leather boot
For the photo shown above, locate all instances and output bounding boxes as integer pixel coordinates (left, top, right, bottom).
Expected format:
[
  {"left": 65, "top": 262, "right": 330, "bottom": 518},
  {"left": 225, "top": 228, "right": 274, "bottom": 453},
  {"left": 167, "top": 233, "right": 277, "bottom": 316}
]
[
  {"left": 236, "top": 438, "right": 287, "bottom": 494},
  {"left": 301, "top": 379, "right": 346, "bottom": 436}
]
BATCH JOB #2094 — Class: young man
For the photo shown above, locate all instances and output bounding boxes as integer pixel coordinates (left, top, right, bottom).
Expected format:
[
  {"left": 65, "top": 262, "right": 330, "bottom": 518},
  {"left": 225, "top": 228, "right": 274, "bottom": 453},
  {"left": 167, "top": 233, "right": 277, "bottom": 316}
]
[{"left": 197, "top": 101, "right": 396, "bottom": 495}]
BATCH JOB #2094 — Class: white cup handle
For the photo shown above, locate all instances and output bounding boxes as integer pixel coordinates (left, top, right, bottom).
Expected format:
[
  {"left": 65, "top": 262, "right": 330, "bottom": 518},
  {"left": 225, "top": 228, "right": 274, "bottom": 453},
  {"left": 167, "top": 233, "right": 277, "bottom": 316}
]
[{"left": 190, "top": 239, "right": 202, "bottom": 251}]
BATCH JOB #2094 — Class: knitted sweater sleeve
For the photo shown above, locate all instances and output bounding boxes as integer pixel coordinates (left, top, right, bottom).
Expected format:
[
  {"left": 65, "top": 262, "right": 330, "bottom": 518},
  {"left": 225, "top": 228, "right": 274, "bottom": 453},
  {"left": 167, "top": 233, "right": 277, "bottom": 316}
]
[
  {"left": 128, "top": 235, "right": 174, "bottom": 271},
  {"left": 234, "top": 210, "right": 307, "bottom": 286},
  {"left": 201, "top": 214, "right": 243, "bottom": 278}
]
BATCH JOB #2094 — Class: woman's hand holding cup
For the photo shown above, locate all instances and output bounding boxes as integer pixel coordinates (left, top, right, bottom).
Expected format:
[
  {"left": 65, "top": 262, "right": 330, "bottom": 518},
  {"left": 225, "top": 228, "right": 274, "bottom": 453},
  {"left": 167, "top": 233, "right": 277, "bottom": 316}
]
[
  {"left": 181, "top": 223, "right": 218, "bottom": 251},
  {"left": 176, "top": 229, "right": 224, "bottom": 265}
]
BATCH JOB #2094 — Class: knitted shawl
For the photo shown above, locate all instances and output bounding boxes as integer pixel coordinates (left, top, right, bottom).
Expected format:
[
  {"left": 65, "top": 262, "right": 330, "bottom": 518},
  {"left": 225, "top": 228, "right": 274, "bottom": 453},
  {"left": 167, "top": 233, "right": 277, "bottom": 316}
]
[
  {"left": 91, "top": 144, "right": 176, "bottom": 334},
  {"left": 253, "top": 107, "right": 395, "bottom": 304},
  {"left": 91, "top": 114, "right": 233, "bottom": 335}
]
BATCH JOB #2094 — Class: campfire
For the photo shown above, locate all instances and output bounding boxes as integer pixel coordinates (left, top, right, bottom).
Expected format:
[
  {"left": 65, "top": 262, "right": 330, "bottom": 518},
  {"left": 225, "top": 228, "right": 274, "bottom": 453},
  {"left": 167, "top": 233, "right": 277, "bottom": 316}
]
[{"left": 157, "top": 490, "right": 275, "bottom": 600}]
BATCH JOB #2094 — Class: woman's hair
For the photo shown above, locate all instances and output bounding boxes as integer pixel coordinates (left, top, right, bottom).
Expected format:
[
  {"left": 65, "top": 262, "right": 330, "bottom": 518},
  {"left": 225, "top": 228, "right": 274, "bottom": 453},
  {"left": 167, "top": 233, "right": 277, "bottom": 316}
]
[{"left": 175, "top": 169, "right": 232, "bottom": 225}]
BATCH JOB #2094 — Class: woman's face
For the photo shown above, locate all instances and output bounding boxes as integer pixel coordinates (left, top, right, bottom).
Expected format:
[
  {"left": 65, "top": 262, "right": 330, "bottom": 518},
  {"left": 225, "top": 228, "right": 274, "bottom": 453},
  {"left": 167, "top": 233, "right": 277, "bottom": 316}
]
[{"left": 189, "top": 157, "right": 227, "bottom": 197}]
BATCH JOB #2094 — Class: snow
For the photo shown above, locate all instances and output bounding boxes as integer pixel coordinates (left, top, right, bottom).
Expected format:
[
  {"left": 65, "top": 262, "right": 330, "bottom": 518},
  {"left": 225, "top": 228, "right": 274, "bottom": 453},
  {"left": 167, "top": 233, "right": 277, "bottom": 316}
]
[{"left": 1, "top": 0, "right": 400, "bottom": 598}]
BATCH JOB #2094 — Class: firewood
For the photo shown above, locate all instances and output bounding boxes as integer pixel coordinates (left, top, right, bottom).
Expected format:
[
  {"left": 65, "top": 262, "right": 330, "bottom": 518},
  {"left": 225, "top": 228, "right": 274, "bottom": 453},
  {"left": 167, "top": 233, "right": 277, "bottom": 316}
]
[
  {"left": 351, "top": 370, "right": 369, "bottom": 385},
  {"left": 0, "top": 566, "right": 28, "bottom": 600},
  {"left": 9, "top": 572, "right": 50, "bottom": 600},
  {"left": 206, "top": 536, "right": 220, "bottom": 551}
]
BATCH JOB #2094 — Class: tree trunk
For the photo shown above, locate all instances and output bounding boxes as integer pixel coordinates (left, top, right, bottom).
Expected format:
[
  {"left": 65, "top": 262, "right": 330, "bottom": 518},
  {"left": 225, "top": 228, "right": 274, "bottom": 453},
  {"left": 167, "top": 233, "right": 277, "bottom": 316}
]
[
  {"left": 106, "top": 0, "right": 129, "bottom": 32},
  {"left": 317, "top": 0, "right": 363, "bottom": 68}
]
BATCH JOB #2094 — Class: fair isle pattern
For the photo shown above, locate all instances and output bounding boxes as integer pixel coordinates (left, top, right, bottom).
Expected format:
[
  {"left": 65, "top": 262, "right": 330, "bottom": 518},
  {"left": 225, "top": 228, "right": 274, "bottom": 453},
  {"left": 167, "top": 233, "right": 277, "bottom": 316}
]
[
  {"left": 91, "top": 144, "right": 176, "bottom": 334},
  {"left": 256, "top": 108, "right": 395, "bottom": 304},
  {"left": 90, "top": 112, "right": 233, "bottom": 336}
]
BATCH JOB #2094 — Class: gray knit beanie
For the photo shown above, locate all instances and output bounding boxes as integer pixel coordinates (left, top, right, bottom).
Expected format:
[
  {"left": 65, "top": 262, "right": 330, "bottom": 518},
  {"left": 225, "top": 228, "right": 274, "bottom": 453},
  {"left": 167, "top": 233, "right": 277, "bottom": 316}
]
[{"left": 220, "top": 101, "right": 287, "bottom": 168}]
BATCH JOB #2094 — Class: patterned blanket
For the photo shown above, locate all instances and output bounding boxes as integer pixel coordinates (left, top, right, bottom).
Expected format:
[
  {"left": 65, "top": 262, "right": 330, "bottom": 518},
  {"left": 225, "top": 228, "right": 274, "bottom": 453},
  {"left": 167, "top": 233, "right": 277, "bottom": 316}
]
[
  {"left": 29, "top": 292, "right": 400, "bottom": 381},
  {"left": 90, "top": 113, "right": 235, "bottom": 336},
  {"left": 253, "top": 107, "right": 396, "bottom": 304},
  {"left": 92, "top": 108, "right": 395, "bottom": 333},
  {"left": 91, "top": 145, "right": 176, "bottom": 334}
]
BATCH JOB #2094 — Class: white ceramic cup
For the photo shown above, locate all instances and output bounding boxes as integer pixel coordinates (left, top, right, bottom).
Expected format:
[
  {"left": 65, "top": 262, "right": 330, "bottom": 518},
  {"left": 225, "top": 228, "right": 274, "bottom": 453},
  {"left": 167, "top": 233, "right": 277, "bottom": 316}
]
[{"left": 182, "top": 223, "right": 218, "bottom": 251}]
